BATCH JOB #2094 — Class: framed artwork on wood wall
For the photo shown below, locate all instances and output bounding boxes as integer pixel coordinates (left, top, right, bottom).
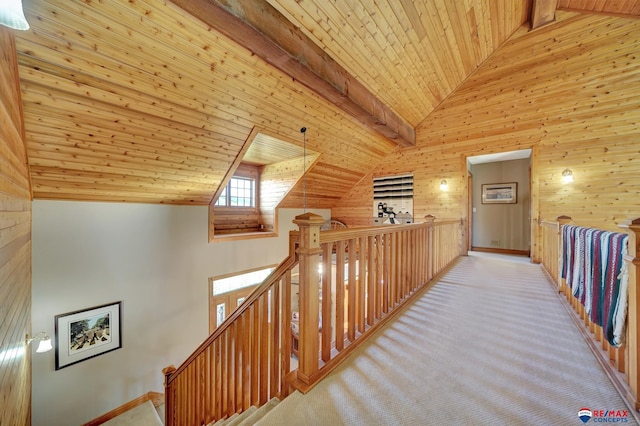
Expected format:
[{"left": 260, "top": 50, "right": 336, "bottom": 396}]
[
  {"left": 55, "top": 301, "right": 122, "bottom": 370},
  {"left": 481, "top": 182, "right": 517, "bottom": 204}
]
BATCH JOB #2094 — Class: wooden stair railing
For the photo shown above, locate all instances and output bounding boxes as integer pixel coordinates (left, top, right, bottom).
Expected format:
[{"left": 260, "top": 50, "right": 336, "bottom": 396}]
[
  {"left": 291, "top": 213, "right": 463, "bottom": 391},
  {"left": 540, "top": 216, "right": 640, "bottom": 410},
  {"left": 163, "top": 214, "right": 464, "bottom": 425},
  {"left": 163, "top": 234, "right": 300, "bottom": 426}
]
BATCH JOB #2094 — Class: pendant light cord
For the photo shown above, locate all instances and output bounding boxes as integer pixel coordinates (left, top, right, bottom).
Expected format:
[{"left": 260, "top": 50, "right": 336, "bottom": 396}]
[{"left": 301, "top": 127, "right": 307, "bottom": 212}]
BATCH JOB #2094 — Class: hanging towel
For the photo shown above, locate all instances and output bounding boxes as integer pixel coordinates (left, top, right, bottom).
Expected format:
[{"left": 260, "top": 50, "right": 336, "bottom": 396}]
[
  {"left": 583, "top": 228, "right": 596, "bottom": 315},
  {"left": 589, "top": 229, "right": 605, "bottom": 326},
  {"left": 602, "top": 232, "right": 628, "bottom": 347},
  {"left": 560, "top": 224, "right": 629, "bottom": 348},
  {"left": 561, "top": 225, "right": 577, "bottom": 289},
  {"left": 570, "top": 226, "right": 588, "bottom": 303}
]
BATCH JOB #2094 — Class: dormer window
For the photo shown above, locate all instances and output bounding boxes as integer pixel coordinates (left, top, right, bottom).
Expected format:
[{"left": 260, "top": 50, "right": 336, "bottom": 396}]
[
  {"left": 209, "top": 130, "right": 319, "bottom": 241},
  {"left": 215, "top": 176, "right": 255, "bottom": 208}
]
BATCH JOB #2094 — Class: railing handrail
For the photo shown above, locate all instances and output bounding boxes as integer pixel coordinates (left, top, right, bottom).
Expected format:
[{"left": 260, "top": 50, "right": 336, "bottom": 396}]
[
  {"left": 166, "top": 232, "right": 300, "bottom": 384},
  {"left": 163, "top": 217, "right": 464, "bottom": 425},
  {"left": 539, "top": 220, "right": 559, "bottom": 226},
  {"left": 166, "top": 223, "right": 443, "bottom": 383},
  {"left": 318, "top": 219, "right": 461, "bottom": 243}
]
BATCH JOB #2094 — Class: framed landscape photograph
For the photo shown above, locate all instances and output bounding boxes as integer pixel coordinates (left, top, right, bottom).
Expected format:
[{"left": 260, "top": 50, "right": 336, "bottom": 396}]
[
  {"left": 481, "top": 182, "right": 517, "bottom": 204},
  {"left": 55, "top": 301, "right": 122, "bottom": 370}
]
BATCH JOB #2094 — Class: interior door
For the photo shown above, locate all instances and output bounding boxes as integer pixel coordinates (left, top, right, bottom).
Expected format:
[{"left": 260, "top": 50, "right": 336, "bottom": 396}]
[{"left": 209, "top": 286, "right": 255, "bottom": 333}]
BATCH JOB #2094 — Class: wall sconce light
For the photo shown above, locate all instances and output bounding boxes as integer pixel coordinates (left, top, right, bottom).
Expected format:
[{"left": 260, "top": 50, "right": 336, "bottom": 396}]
[
  {"left": 440, "top": 180, "right": 448, "bottom": 191},
  {"left": 0, "top": 0, "right": 30, "bottom": 30},
  {"left": 562, "top": 169, "right": 574, "bottom": 183},
  {"left": 26, "top": 332, "right": 53, "bottom": 353}
]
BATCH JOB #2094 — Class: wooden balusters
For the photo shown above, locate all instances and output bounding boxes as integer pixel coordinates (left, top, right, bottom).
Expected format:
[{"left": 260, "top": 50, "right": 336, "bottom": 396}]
[
  {"left": 163, "top": 260, "right": 297, "bottom": 425},
  {"left": 540, "top": 215, "right": 640, "bottom": 410},
  {"left": 163, "top": 215, "right": 464, "bottom": 424},
  {"left": 291, "top": 215, "right": 462, "bottom": 392},
  {"left": 347, "top": 237, "right": 357, "bottom": 342},
  {"left": 619, "top": 218, "right": 640, "bottom": 409},
  {"left": 335, "top": 240, "right": 346, "bottom": 352},
  {"left": 321, "top": 243, "right": 332, "bottom": 363}
]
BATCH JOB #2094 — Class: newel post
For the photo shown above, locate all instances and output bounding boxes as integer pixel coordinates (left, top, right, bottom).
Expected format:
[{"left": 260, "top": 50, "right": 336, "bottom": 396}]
[
  {"left": 619, "top": 217, "right": 640, "bottom": 409},
  {"left": 424, "top": 215, "right": 435, "bottom": 280},
  {"left": 293, "top": 212, "right": 325, "bottom": 385},
  {"left": 556, "top": 215, "right": 572, "bottom": 292},
  {"left": 162, "top": 365, "right": 176, "bottom": 426}
]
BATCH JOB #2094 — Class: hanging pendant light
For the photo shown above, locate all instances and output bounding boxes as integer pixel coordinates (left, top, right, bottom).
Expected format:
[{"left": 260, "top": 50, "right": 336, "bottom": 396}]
[{"left": 0, "top": 0, "right": 30, "bottom": 30}]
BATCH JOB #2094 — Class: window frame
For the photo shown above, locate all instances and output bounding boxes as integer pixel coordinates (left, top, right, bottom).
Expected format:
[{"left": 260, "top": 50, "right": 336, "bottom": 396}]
[
  {"left": 215, "top": 176, "right": 256, "bottom": 208},
  {"left": 214, "top": 164, "right": 259, "bottom": 210}
]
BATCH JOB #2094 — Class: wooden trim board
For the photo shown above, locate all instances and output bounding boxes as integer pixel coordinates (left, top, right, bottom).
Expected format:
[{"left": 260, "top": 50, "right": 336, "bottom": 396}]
[{"left": 82, "top": 392, "right": 164, "bottom": 426}]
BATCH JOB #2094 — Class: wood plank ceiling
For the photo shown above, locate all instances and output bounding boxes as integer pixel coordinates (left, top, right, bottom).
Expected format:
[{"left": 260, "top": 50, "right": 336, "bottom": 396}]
[{"left": 11, "top": 0, "right": 640, "bottom": 206}]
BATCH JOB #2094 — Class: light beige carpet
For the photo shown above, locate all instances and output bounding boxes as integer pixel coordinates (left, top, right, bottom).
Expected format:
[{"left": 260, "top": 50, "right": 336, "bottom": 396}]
[{"left": 257, "top": 254, "right": 638, "bottom": 425}]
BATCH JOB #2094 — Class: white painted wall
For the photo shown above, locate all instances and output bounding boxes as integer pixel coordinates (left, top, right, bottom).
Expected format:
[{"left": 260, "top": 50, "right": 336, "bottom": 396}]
[{"left": 31, "top": 201, "right": 329, "bottom": 426}]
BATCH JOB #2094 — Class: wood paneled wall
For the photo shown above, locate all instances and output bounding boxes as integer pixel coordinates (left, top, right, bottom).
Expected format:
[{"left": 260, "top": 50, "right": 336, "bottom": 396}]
[
  {"left": 260, "top": 155, "right": 317, "bottom": 230},
  {"left": 0, "top": 27, "right": 33, "bottom": 426},
  {"left": 333, "top": 11, "right": 640, "bottom": 257}
]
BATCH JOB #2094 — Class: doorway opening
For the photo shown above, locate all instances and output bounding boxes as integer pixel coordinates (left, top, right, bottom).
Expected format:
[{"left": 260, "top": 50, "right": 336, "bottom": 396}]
[{"left": 466, "top": 149, "right": 532, "bottom": 258}]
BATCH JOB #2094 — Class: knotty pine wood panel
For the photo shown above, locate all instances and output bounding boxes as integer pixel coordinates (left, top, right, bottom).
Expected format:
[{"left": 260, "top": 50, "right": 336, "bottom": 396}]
[
  {"left": 213, "top": 211, "right": 262, "bottom": 233},
  {"left": 279, "top": 160, "right": 372, "bottom": 210},
  {"left": 559, "top": 0, "right": 640, "bottom": 15},
  {"left": 268, "top": 0, "right": 532, "bottom": 125},
  {"left": 0, "top": 28, "right": 32, "bottom": 426},
  {"left": 260, "top": 157, "right": 310, "bottom": 209},
  {"left": 257, "top": 156, "right": 312, "bottom": 230},
  {"left": 333, "top": 12, "right": 640, "bottom": 239},
  {"left": 15, "top": 0, "right": 397, "bottom": 205},
  {"left": 11, "top": 0, "right": 639, "bottom": 211}
]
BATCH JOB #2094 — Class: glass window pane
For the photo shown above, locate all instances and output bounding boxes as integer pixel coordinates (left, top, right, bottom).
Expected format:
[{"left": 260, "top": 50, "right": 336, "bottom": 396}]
[
  {"left": 215, "top": 187, "right": 227, "bottom": 206},
  {"left": 216, "top": 303, "right": 226, "bottom": 327},
  {"left": 213, "top": 267, "right": 275, "bottom": 295},
  {"left": 228, "top": 177, "right": 254, "bottom": 207}
]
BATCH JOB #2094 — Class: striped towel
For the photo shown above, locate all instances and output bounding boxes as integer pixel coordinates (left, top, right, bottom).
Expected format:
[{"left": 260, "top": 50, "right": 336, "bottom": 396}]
[
  {"left": 561, "top": 224, "right": 629, "bottom": 347},
  {"left": 602, "top": 232, "right": 628, "bottom": 347}
]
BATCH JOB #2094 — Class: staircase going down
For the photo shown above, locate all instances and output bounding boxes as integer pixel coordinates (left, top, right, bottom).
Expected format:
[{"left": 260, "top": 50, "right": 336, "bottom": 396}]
[
  {"left": 210, "top": 398, "right": 280, "bottom": 426},
  {"left": 100, "top": 397, "right": 280, "bottom": 426}
]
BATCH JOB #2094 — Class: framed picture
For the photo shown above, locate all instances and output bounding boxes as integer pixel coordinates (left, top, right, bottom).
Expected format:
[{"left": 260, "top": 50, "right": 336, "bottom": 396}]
[
  {"left": 481, "top": 182, "right": 517, "bottom": 204},
  {"left": 55, "top": 301, "right": 122, "bottom": 370}
]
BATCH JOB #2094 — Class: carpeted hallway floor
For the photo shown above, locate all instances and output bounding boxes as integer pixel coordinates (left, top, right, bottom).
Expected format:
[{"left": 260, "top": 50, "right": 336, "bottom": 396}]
[{"left": 257, "top": 253, "right": 638, "bottom": 426}]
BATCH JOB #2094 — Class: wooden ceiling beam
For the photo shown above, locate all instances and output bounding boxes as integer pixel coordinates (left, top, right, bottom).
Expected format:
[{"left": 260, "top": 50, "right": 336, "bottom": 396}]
[
  {"left": 530, "top": 0, "right": 559, "bottom": 29},
  {"left": 171, "top": 0, "right": 416, "bottom": 147}
]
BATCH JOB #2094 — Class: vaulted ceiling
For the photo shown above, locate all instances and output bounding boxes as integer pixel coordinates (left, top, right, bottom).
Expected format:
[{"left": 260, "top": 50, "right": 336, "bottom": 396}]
[{"left": 11, "top": 0, "right": 640, "bottom": 206}]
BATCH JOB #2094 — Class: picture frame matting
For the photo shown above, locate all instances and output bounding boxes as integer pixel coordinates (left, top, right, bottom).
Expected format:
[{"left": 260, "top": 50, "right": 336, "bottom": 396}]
[
  {"left": 55, "top": 301, "right": 122, "bottom": 370},
  {"left": 481, "top": 182, "right": 518, "bottom": 204}
]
